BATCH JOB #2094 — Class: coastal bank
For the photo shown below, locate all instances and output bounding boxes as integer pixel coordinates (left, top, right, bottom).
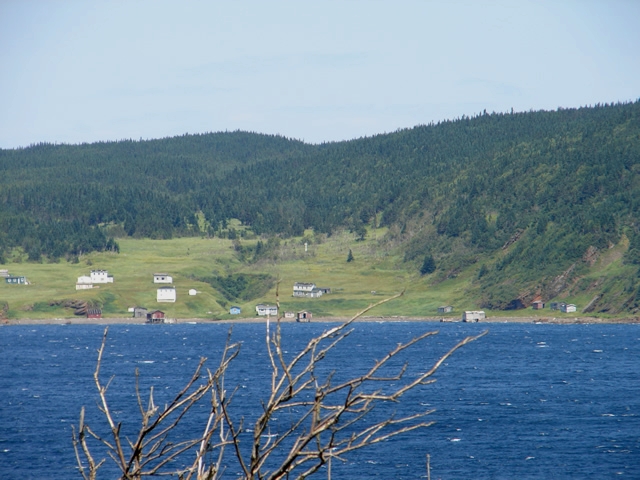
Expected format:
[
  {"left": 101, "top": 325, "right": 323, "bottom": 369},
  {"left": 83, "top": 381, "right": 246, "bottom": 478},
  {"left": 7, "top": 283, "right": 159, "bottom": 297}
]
[{"left": 2, "top": 315, "right": 639, "bottom": 326}]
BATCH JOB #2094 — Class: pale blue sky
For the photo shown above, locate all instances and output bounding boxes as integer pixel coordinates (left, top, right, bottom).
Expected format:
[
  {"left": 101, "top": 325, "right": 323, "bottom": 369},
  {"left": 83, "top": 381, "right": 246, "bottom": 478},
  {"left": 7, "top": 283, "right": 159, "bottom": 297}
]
[{"left": 1, "top": 0, "right": 638, "bottom": 148}]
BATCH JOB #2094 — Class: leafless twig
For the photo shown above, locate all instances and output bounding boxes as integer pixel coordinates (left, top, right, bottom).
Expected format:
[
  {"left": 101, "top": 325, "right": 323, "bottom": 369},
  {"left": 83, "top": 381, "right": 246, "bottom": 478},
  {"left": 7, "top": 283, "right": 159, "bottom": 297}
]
[{"left": 74, "top": 294, "right": 485, "bottom": 479}]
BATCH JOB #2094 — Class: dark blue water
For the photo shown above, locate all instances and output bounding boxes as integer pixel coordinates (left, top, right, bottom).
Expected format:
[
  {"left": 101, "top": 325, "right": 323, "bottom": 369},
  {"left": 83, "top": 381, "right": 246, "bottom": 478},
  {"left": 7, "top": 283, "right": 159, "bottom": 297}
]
[{"left": 1, "top": 322, "right": 639, "bottom": 479}]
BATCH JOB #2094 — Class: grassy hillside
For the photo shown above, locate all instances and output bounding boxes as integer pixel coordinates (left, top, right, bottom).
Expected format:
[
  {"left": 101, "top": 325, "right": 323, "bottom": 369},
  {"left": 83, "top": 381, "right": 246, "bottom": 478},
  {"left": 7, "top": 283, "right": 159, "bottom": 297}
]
[
  {"left": 2, "top": 101, "right": 640, "bottom": 314},
  {"left": 1, "top": 226, "right": 630, "bottom": 320}
]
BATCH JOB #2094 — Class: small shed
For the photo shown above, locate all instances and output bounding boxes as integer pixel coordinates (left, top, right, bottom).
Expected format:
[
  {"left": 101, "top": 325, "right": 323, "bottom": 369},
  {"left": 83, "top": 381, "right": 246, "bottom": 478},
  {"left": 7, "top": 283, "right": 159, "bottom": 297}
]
[
  {"left": 0, "top": 269, "right": 9, "bottom": 277},
  {"left": 146, "top": 310, "right": 165, "bottom": 324},
  {"left": 229, "top": 306, "right": 241, "bottom": 315},
  {"left": 438, "top": 306, "right": 453, "bottom": 314},
  {"left": 87, "top": 309, "right": 102, "bottom": 319},
  {"left": 550, "top": 302, "right": 560, "bottom": 311},
  {"left": 296, "top": 311, "right": 312, "bottom": 322},
  {"left": 133, "top": 306, "right": 148, "bottom": 318},
  {"left": 532, "top": 300, "right": 545, "bottom": 310},
  {"left": 462, "top": 311, "right": 485, "bottom": 322},
  {"left": 284, "top": 311, "right": 295, "bottom": 319},
  {"left": 560, "top": 303, "right": 577, "bottom": 313},
  {"left": 188, "top": 289, "right": 197, "bottom": 296}
]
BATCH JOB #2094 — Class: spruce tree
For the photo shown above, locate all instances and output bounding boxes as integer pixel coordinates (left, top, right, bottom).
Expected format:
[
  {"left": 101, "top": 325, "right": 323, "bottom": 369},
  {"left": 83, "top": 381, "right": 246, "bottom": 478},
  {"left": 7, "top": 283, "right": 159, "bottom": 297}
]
[{"left": 420, "top": 255, "right": 436, "bottom": 275}]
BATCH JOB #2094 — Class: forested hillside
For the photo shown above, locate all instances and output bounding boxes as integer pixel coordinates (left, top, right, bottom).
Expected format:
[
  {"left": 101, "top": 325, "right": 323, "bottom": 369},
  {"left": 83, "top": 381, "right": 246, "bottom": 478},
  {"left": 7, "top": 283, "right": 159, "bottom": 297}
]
[
  {"left": 0, "top": 132, "right": 311, "bottom": 259},
  {"left": 2, "top": 101, "right": 639, "bottom": 312}
]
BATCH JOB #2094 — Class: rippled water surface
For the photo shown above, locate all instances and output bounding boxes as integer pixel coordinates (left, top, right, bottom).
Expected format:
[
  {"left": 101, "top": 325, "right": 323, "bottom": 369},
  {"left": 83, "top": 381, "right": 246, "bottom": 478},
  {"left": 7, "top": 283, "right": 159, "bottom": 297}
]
[{"left": 1, "top": 322, "right": 639, "bottom": 479}]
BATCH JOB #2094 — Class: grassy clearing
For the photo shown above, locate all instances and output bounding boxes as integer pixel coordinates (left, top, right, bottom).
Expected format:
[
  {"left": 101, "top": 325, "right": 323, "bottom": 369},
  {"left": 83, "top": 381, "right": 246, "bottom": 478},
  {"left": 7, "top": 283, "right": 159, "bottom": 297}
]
[{"left": 0, "top": 228, "right": 625, "bottom": 320}]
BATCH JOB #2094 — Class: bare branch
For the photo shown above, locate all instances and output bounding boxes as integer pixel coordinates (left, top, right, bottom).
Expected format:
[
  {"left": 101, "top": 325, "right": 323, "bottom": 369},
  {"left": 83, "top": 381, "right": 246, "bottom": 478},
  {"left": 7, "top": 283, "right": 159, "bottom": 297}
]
[{"left": 74, "top": 292, "right": 485, "bottom": 480}]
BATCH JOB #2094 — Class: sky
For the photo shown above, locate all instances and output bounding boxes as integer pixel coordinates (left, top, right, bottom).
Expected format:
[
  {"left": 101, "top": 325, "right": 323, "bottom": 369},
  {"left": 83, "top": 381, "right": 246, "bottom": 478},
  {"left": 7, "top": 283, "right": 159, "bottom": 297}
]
[{"left": 1, "top": 0, "right": 639, "bottom": 148}]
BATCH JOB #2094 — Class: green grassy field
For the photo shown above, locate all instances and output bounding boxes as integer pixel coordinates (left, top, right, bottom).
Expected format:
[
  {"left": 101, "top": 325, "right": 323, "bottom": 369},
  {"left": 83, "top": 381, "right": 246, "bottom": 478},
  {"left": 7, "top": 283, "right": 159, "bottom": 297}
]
[{"left": 0, "top": 227, "right": 627, "bottom": 320}]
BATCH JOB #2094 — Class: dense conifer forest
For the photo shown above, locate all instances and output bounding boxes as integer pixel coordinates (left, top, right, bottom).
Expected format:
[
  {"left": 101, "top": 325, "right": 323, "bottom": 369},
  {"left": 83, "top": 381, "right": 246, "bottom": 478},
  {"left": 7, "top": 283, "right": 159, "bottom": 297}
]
[{"left": 2, "top": 100, "right": 639, "bottom": 312}]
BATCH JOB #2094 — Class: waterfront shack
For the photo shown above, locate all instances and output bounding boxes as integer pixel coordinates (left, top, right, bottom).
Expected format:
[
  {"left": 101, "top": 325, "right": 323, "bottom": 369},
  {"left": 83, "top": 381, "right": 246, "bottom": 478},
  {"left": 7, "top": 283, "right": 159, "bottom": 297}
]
[
  {"left": 133, "top": 307, "right": 148, "bottom": 318},
  {"left": 146, "top": 310, "right": 165, "bottom": 324},
  {"left": 462, "top": 311, "right": 485, "bottom": 322}
]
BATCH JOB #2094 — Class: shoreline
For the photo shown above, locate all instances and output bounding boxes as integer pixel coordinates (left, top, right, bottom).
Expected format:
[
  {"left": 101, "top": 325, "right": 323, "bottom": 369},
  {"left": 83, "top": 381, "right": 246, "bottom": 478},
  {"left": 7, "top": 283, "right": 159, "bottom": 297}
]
[{"left": 2, "top": 315, "right": 639, "bottom": 326}]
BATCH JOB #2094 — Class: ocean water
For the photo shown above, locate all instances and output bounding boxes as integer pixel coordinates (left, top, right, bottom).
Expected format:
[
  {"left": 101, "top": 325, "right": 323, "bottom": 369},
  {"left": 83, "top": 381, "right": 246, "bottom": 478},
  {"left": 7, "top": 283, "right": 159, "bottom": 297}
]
[{"left": 1, "top": 321, "right": 639, "bottom": 479}]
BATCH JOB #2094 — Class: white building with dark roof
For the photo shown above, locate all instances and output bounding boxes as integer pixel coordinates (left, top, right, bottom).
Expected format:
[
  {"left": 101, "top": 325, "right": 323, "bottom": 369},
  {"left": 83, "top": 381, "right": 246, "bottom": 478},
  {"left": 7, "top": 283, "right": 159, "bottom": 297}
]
[
  {"left": 256, "top": 304, "right": 278, "bottom": 316},
  {"left": 293, "top": 282, "right": 323, "bottom": 298},
  {"left": 90, "top": 270, "right": 113, "bottom": 284},
  {"left": 153, "top": 273, "right": 173, "bottom": 284}
]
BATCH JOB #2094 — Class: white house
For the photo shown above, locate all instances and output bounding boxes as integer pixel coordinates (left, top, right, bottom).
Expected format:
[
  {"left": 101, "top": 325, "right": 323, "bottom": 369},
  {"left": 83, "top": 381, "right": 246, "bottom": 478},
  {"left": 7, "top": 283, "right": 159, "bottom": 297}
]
[
  {"left": 153, "top": 273, "right": 173, "bottom": 284},
  {"left": 462, "top": 311, "right": 485, "bottom": 322},
  {"left": 6, "top": 276, "right": 28, "bottom": 284},
  {"left": 91, "top": 270, "right": 114, "bottom": 284},
  {"left": 256, "top": 304, "right": 278, "bottom": 316},
  {"left": 76, "top": 274, "right": 93, "bottom": 290},
  {"left": 157, "top": 286, "right": 176, "bottom": 303},
  {"left": 293, "top": 282, "right": 323, "bottom": 298},
  {"left": 293, "top": 282, "right": 315, "bottom": 296}
]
